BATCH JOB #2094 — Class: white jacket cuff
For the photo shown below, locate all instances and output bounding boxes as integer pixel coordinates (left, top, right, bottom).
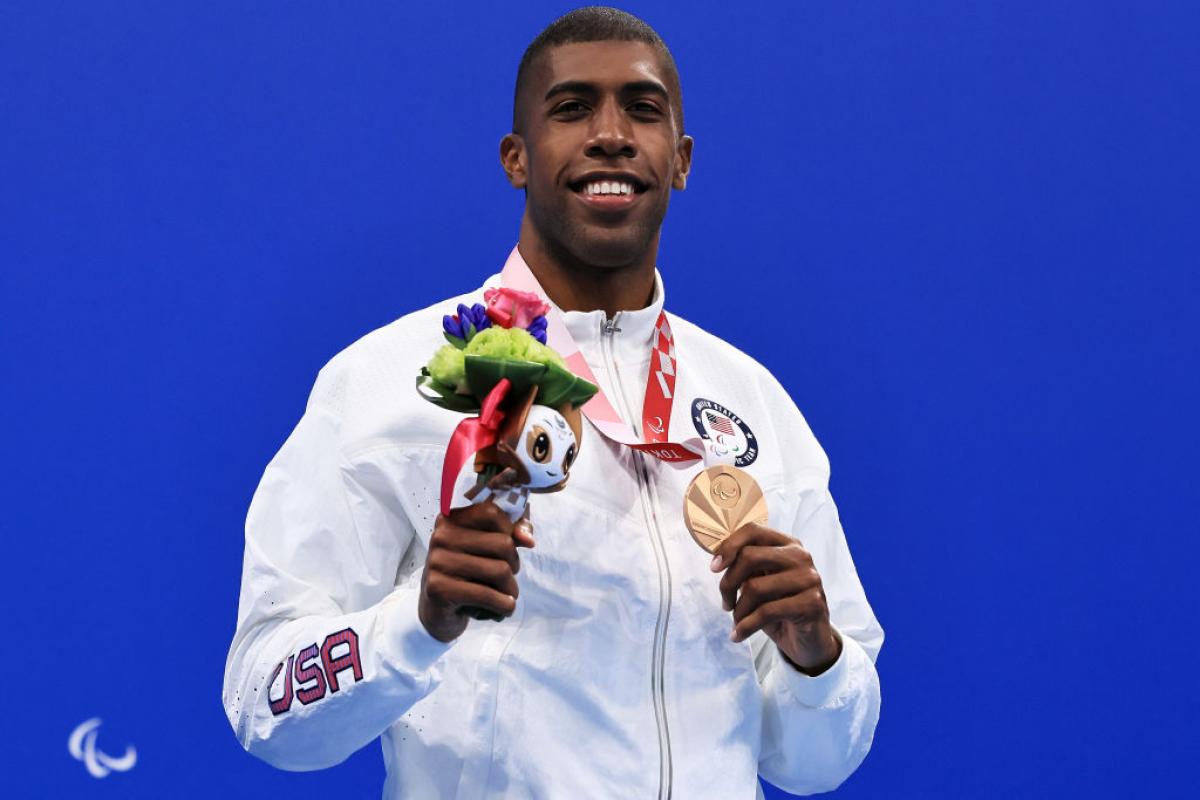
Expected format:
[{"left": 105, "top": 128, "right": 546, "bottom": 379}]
[
  {"left": 770, "top": 629, "right": 860, "bottom": 709},
  {"left": 377, "top": 582, "right": 455, "bottom": 674}
]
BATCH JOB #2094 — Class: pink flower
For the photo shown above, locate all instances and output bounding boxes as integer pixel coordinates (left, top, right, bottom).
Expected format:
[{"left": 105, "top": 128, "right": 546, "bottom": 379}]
[{"left": 483, "top": 287, "right": 550, "bottom": 329}]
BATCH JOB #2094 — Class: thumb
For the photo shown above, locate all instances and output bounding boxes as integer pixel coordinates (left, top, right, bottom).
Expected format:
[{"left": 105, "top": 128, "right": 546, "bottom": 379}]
[
  {"left": 448, "top": 501, "right": 511, "bottom": 534},
  {"left": 513, "top": 518, "right": 536, "bottom": 549}
]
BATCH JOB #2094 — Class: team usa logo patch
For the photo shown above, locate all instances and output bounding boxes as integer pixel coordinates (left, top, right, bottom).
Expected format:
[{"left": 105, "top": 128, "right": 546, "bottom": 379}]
[
  {"left": 268, "top": 627, "right": 363, "bottom": 716},
  {"left": 691, "top": 398, "right": 758, "bottom": 467}
]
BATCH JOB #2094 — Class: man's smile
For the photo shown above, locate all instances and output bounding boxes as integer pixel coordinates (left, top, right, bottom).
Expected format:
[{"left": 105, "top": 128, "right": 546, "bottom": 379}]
[{"left": 568, "top": 171, "right": 649, "bottom": 213}]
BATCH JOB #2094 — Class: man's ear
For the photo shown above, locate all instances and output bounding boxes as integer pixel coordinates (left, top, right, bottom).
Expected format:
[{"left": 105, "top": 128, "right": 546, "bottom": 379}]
[
  {"left": 500, "top": 133, "right": 528, "bottom": 189},
  {"left": 672, "top": 134, "right": 694, "bottom": 191}
]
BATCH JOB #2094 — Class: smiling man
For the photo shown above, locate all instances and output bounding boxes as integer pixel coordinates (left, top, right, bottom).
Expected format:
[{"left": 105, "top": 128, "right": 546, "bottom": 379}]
[
  {"left": 502, "top": 24, "right": 691, "bottom": 315},
  {"left": 224, "top": 7, "right": 883, "bottom": 798}
]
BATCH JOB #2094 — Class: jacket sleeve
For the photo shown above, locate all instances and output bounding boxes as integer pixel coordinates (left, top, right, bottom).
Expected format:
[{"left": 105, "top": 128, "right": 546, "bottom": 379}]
[
  {"left": 753, "top": 488, "right": 884, "bottom": 795},
  {"left": 222, "top": 361, "right": 452, "bottom": 771}
]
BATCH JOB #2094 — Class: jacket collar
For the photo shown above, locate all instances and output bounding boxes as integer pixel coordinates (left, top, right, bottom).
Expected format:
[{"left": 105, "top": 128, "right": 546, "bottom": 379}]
[
  {"left": 559, "top": 269, "right": 665, "bottom": 364},
  {"left": 495, "top": 245, "right": 665, "bottom": 365}
]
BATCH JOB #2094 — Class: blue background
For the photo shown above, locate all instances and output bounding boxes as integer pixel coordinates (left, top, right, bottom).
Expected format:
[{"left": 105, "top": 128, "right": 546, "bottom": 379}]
[{"left": 2, "top": 1, "right": 1197, "bottom": 797}]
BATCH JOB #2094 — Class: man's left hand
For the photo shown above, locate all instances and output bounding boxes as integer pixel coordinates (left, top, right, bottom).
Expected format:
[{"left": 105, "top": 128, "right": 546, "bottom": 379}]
[{"left": 711, "top": 523, "right": 843, "bottom": 675}]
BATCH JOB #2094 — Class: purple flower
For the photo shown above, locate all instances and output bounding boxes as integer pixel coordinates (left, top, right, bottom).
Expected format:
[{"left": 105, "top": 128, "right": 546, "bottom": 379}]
[
  {"left": 442, "top": 314, "right": 464, "bottom": 339},
  {"left": 526, "top": 315, "right": 548, "bottom": 344},
  {"left": 443, "top": 303, "right": 492, "bottom": 343},
  {"left": 458, "top": 303, "right": 492, "bottom": 339}
]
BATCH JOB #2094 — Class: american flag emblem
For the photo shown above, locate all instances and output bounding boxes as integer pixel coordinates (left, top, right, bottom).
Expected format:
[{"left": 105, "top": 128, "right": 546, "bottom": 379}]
[{"left": 705, "top": 411, "right": 736, "bottom": 436}]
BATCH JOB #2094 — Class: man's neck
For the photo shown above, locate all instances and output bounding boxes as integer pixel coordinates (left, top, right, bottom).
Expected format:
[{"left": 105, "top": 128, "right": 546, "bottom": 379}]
[{"left": 517, "top": 218, "right": 658, "bottom": 318}]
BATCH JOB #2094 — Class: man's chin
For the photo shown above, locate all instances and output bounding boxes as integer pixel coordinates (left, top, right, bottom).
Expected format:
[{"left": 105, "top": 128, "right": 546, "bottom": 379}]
[{"left": 561, "top": 225, "right": 658, "bottom": 270}]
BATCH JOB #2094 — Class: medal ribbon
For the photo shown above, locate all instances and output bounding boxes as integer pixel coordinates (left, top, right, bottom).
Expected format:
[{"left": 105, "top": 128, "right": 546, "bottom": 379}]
[{"left": 500, "top": 246, "right": 706, "bottom": 466}]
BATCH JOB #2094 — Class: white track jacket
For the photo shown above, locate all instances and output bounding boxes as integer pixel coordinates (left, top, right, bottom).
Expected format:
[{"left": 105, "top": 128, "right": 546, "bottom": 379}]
[{"left": 223, "top": 267, "right": 884, "bottom": 799}]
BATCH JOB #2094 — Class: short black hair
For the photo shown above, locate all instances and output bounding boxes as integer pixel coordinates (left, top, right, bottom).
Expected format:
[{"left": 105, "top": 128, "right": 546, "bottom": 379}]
[{"left": 513, "top": 6, "right": 684, "bottom": 134}]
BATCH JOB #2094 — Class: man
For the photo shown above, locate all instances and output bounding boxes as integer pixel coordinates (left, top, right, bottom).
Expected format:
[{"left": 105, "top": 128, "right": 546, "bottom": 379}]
[{"left": 223, "top": 7, "right": 883, "bottom": 798}]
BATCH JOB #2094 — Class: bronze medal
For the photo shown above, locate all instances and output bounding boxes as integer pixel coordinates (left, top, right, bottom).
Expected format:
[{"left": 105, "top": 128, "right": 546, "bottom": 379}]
[{"left": 682, "top": 465, "right": 769, "bottom": 553}]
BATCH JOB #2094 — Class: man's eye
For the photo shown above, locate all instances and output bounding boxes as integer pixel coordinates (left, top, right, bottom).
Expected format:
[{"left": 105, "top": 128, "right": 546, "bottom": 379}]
[
  {"left": 631, "top": 102, "right": 662, "bottom": 115},
  {"left": 553, "top": 101, "right": 588, "bottom": 115}
]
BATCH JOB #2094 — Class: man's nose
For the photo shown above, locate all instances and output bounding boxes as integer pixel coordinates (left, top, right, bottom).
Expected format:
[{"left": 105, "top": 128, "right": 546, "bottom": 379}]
[{"left": 584, "top": 99, "right": 636, "bottom": 158}]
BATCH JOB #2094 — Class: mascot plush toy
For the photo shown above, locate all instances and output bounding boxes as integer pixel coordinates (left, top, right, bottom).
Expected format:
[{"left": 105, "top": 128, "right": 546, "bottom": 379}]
[{"left": 416, "top": 288, "right": 598, "bottom": 525}]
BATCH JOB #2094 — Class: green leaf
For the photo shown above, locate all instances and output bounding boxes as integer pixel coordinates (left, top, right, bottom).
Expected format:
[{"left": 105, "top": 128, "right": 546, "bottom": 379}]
[
  {"left": 534, "top": 362, "right": 599, "bottom": 408},
  {"left": 415, "top": 373, "right": 480, "bottom": 413},
  {"left": 419, "top": 355, "right": 598, "bottom": 414},
  {"left": 464, "top": 355, "right": 548, "bottom": 400}
]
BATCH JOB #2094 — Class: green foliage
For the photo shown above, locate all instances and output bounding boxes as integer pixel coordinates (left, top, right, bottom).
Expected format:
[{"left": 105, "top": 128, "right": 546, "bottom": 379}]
[
  {"left": 418, "top": 323, "right": 598, "bottom": 414},
  {"left": 465, "top": 327, "right": 566, "bottom": 369},
  {"left": 426, "top": 344, "right": 467, "bottom": 392}
]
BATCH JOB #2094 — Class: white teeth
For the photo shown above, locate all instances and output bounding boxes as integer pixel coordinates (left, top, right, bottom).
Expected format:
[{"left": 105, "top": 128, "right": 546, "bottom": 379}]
[{"left": 584, "top": 180, "right": 635, "bottom": 196}]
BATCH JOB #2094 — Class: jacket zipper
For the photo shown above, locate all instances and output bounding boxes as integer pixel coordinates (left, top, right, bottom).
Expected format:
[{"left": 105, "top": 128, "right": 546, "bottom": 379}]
[{"left": 601, "top": 313, "right": 674, "bottom": 800}]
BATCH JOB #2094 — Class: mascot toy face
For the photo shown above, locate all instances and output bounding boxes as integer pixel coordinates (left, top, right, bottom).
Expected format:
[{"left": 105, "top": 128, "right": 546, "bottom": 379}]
[
  {"left": 516, "top": 403, "right": 579, "bottom": 489},
  {"left": 493, "top": 385, "right": 584, "bottom": 497}
]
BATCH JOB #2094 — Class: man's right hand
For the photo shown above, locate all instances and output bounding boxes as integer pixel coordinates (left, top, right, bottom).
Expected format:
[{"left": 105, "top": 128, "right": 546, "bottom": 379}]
[{"left": 418, "top": 502, "right": 536, "bottom": 643}]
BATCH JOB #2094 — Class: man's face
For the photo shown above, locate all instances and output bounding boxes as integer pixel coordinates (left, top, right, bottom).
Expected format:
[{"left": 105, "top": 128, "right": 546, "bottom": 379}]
[{"left": 502, "top": 40, "right": 693, "bottom": 268}]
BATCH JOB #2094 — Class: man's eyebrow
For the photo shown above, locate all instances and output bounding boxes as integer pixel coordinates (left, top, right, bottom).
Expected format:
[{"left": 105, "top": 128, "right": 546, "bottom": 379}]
[
  {"left": 543, "top": 79, "right": 671, "bottom": 102},
  {"left": 544, "top": 80, "right": 597, "bottom": 101},
  {"left": 621, "top": 80, "right": 669, "bottom": 101}
]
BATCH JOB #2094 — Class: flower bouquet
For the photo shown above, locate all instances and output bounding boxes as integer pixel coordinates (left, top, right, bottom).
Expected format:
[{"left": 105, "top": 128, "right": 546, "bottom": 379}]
[{"left": 416, "top": 287, "right": 598, "bottom": 524}]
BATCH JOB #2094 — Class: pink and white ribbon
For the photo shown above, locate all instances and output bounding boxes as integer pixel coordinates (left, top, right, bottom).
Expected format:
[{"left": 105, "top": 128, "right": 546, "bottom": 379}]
[{"left": 500, "top": 246, "right": 708, "bottom": 467}]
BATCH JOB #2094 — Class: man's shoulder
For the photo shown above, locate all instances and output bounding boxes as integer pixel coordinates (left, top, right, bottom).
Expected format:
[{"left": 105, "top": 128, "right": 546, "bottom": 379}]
[
  {"left": 666, "top": 310, "right": 778, "bottom": 387},
  {"left": 326, "top": 282, "right": 489, "bottom": 369},
  {"left": 358, "top": 284, "right": 490, "bottom": 356},
  {"left": 303, "top": 281, "right": 492, "bottom": 435},
  {"left": 666, "top": 309, "right": 831, "bottom": 481}
]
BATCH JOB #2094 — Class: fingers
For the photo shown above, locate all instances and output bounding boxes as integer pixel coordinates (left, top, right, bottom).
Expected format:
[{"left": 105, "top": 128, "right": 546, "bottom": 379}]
[
  {"left": 707, "top": 523, "right": 829, "bottom": 647},
  {"left": 422, "top": 507, "right": 528, "bottom": 640},
  {"left": 423, "top": 569, "right": 517, "bottom": 618},
  {"left": 513, "top": 518, "right": 536, "bottom": 549},
  {"left": 717, "top": 541, "right": 813, "bottom": 612},
  {"left": 434, "top": 522, "right": 521, "bottom": 575},
  {"left": 444, "top": 504, "right": 536, "bottom": 549},
  {"left": 446, "top": 502, "right": 514, "bottom": 535},
  {"left": 427, "top": 548, "right": 520, "bottom": 599},
  {"left": 731, "top": 589, "right": 828, "bottom": 643},
  {"left": 731, "top": 571, "right": 820, "bottom": 625},
  {"left": 710, "top": 522, "right": 796, "bottom": 572}
]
